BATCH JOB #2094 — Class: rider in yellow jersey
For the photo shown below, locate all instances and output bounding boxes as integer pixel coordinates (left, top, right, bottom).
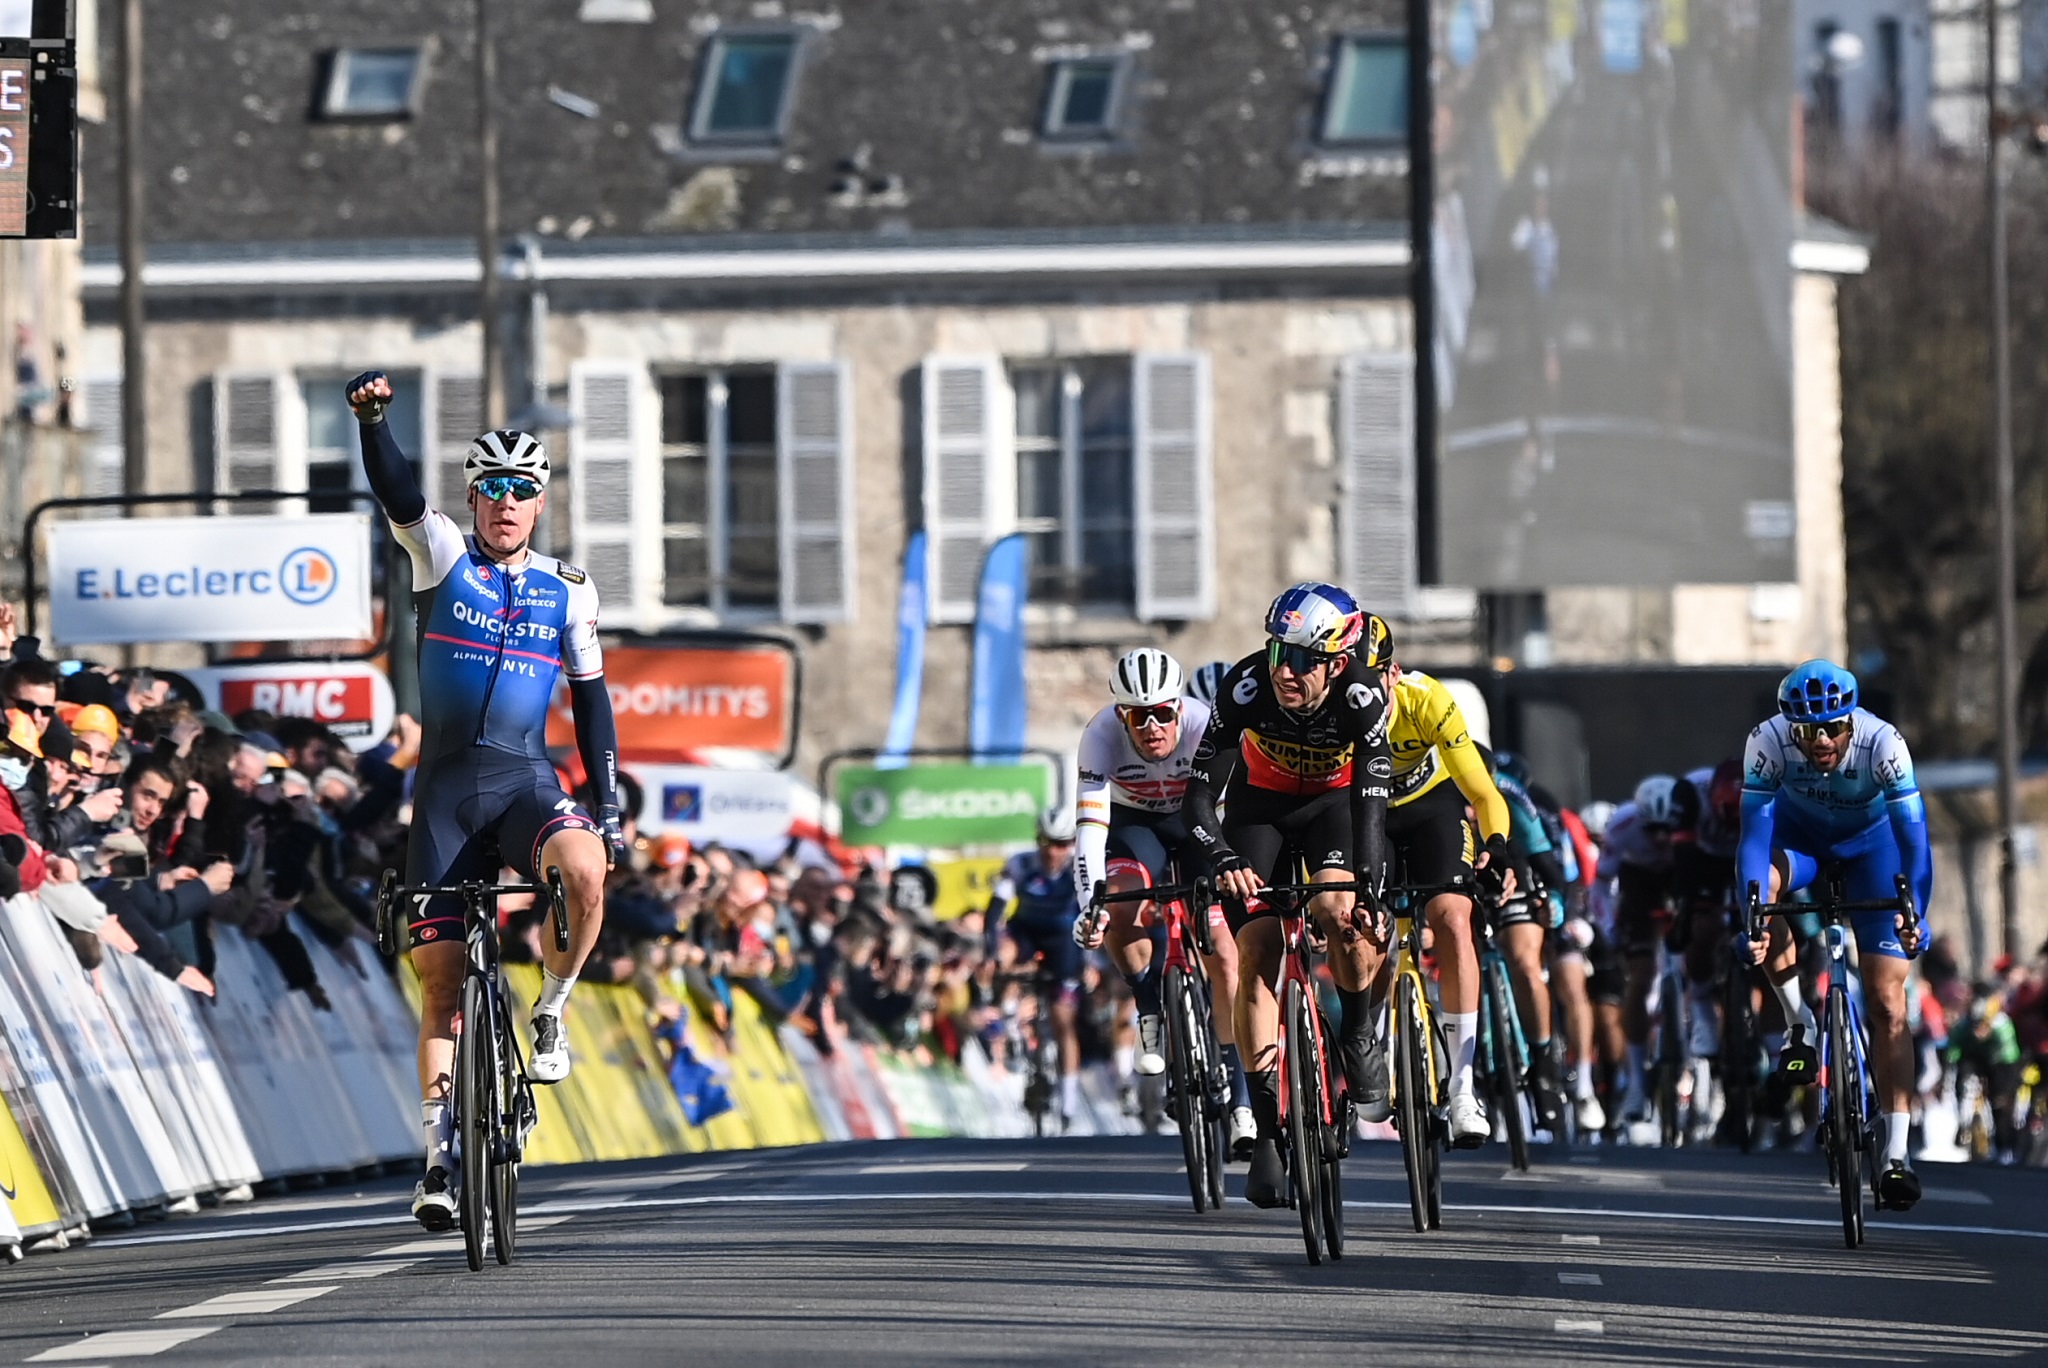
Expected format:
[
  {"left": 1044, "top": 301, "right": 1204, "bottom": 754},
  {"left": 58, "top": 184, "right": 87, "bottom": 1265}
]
[{"left": 1369, "top": 618, "right": 1522, "bottom": 1147}]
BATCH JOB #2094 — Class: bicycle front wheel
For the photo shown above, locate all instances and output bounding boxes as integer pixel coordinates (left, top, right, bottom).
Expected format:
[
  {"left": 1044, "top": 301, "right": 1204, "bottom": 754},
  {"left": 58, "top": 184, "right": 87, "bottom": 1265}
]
[
  {"left": 1658, "top": 982, "right": 1684, "bottom": 1148},
  {"left": 1394, "top": 975, "right": 1431, "bottom": 1234},
  {"left": 1283, "top": 979, "right": 1323, "bottom": 1264},
  {"left": 491, "top": 1004, "right": 520, "bottom": 1265},
  {"left": 1193, "top": 975, "right": 1227, "bottom": 1210},
  {"left": 1487, "top": 964, "right": 1532, "bottom": 1172},
  {"left": 1164, "top": 968, "right": 1209, "bottom": 1213},
  {"left": 1827, "top": 987, "right": 1863, "bottom": 1248},
  {"left": 457, "top": 973, "right": 490, "bottom": 1273}
]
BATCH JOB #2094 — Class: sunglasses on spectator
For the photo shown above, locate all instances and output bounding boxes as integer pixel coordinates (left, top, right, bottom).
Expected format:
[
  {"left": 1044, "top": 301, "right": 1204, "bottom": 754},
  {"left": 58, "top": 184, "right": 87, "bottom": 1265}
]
[
  {"left": 1791, "top": 719, "right": 1852, "bottom": 743},
  {"left": 1267, "top": 640, "right": 1341, "bottom": 675},
  {"left": 472, "top": 475, "right": 543, "bottom": 503},
  {"left": 1119, "top": 702, "right": 1179, "bottom": 729},
  {"left": 9, "top": 698, "right": 53, "bottom": 717}
]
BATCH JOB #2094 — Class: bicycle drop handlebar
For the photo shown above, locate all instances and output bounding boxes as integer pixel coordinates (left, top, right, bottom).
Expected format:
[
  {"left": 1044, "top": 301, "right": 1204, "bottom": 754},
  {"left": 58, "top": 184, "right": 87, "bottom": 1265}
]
[
  {"left": 1090, "top": 876, "right": 1215, "bottom": 911},
  {"left": 1743, "top": 873, "right": 1919, "bottom": 948}
]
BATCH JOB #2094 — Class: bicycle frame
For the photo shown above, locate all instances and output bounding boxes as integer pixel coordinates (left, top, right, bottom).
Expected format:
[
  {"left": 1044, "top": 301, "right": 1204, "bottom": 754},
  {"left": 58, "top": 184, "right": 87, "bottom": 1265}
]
[
  {"left": 1820, "top": 921, "right": 1878, "bottom": 1162},
  {"left": 1474, "top": 908, "right": 1533, "bottom": 1167}
]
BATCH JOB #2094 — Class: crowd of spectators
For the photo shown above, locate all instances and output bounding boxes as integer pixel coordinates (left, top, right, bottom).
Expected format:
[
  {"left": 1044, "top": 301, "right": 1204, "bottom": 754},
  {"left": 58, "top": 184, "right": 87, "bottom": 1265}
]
[
  {"left": 1912, "top": 931, "right": 2048, "bottom": 1165},
  {"left": 0, "top": 601, "right": 1141, "bottom": 1109}
]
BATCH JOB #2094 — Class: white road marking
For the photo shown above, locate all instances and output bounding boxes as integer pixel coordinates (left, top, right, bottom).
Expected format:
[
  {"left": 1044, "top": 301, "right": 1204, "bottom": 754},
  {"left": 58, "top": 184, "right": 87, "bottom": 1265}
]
[
  {"left": 157, "top": 1286, "right": 337, "bottom": 1319},
  {"left": 369, "top": 1214, "right": 571, "bottom": 1256},
  {"left": 97, "top": 1214, "right": 413, "bottom": 1248},
  {"left": 28, "top": 1328, "right": 221, "bottom": 1361},
  {"left": 270, "top": 1260, "right": 423, "bottom": 1283},
  {"left": 1554, "top": 1318, "right": 1604, "bottom": 1334},
  {"left": 1561, "top": 1234, "right": 1600, "bottom": 1246},
  {"left": 854, "top": 1162, "right": 1029, "bottom": 1175},
  {"left": 1557, "top": 1272, "right": 1603, "bottom": 1286},
  {"left": 369, "top": 1235, "right": 462, "bottom": 1257}
]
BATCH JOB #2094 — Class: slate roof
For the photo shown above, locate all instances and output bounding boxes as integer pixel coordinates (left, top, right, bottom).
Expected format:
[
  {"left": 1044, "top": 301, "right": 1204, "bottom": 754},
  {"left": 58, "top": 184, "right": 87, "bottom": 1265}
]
[{"left": 86, "top": 0, "right": 1410, "bottom": 248}]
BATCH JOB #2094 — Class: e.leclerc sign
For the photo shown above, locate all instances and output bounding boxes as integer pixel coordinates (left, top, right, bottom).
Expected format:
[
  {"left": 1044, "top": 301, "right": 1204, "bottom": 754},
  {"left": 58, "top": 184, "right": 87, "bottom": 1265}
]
[
  {"left": 836, "top": 762, "right": 1050, "bottom": 847},
  {"left": 48, "top": 514, "right": 373, "bottom": 646}
]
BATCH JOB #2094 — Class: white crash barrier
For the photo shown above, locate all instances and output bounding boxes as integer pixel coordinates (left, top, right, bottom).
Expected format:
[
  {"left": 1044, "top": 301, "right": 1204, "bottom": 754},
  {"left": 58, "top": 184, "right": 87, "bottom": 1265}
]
[
  {"left": 101, "top": 951, "right": 260, "bottom": 1191},
  {"left": 289, "top": 915, "right": 419, "bottom": 1164},
  {"left": 0, "top": 893, "right": 189, "bottom": 1208},
  {"left": 0, "top": 931, "right": 117, "bottom": 1221}
]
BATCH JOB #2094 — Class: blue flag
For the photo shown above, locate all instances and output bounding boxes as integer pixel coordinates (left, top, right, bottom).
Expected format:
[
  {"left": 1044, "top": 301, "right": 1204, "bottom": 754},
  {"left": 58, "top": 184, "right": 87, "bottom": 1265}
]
[
  {"left": 879, "top": 531, "right": 928, "bottom": 769},
  {"left": 969, "top": 533, "right": 1030, "bottom": 761}
]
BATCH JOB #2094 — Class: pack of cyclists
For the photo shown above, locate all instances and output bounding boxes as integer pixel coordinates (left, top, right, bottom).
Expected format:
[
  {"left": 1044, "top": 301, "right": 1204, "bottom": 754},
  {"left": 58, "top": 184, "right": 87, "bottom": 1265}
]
[{"left": 989, "top": 581, "right": 1933, "bottom": 1216}]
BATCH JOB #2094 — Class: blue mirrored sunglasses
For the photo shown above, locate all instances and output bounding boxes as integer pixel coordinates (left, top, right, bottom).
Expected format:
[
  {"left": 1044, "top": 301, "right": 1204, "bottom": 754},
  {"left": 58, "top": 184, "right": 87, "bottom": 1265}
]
[{"left": 473, "top": 475, "right": 543, "bottom": 503}]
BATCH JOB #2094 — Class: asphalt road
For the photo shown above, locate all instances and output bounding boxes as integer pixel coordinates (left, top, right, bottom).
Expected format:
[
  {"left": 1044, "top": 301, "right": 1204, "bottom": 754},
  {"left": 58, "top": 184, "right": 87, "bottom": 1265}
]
[{"left": 2, "top": 1138, "right": 2044, "bottom": 1366}]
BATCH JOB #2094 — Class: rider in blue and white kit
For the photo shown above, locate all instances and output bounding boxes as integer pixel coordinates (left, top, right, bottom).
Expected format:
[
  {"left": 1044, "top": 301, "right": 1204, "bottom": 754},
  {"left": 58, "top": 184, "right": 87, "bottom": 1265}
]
[
  {"left": 348, "top": 371, "right": 625, "bottom": 1231},
  {"left": 1738, "top": 659, "right": 1930, "bottom": 1210}
]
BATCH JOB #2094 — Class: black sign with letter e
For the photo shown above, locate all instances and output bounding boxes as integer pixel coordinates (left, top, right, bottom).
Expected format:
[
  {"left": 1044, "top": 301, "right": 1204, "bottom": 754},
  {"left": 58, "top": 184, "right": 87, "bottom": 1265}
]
[{"left": 0, "top": 55, "right": 26, "bottom": 234}]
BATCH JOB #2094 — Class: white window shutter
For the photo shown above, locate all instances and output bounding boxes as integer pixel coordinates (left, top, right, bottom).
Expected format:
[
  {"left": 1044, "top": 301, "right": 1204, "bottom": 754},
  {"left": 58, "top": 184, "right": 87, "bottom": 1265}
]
[
  {"left": 570, "top": 359, "right": 645, "bottom": 627},
  {"left": 920, "top": 356, "right": 1004, "bottom": 625},
  {"left": 777, "top": 361, "right": 855, "bottom": 624},
  {"left": 81, "top": 375, "right": 123, "bottom": 496},
  {"left": 1133, "top": 352, "right": 1214, "bottom": 622},
  {"left": 1339, "top": 352, "right": 1417, "bottom": 615},
  {"left": 212, "top": 373, "right": 301, "bottom": 515},
  {"left": 427, "top": 373, "right": 483, "bottom": 509}
]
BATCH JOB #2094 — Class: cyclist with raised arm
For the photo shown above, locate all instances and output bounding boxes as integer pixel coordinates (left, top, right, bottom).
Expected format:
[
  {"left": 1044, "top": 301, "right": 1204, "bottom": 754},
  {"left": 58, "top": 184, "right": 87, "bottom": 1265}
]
[
  {"left": 347, "top": 372, "right": 624, "bottom": 1231},
  {"left": 1374, "top": 627, "right": 1523, "bottom": 1147},
  {"left": 1182, "top": 584, "right": 1394, "bottom": 1208},
  {"left": 1070, "top": 649, "right": 1254, "bottom": 1157},
  {"left": 989, "top": 807, "right": 1083, "bottom": 1127},
  {"left": 1738, "top": 660, "right": 1932, "bottom": 1210}
]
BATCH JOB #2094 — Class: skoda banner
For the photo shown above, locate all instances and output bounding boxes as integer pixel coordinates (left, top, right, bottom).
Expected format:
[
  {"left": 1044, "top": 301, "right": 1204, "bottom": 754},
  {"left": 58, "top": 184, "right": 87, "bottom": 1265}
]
[
  {"left": 47, "top": 514, "right": 374, "bottom": 646},
  {"left": 836, "top": 763, "right": 1050, "bottom": 848}
]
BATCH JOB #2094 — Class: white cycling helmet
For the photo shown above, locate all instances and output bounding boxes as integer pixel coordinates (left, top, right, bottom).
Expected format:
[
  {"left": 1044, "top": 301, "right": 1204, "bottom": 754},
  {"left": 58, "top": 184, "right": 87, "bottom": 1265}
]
[
  {"left": 1632, "top": 775, "right": 1680, "bottom": 828},
  {"left": 1579, "top": 800, "right": 1617, "bottom": 839},
  {"left": 1036, "top": 805, "right": 1077, "bottom": 843},
  {"left": 1185, "top": 659, "right": 1230, "bottom": 706},
  {"left": 1109, "top": 647, "right": 1183, "bottom": 709},
  {"left": 463, "top": 429, "right": 551, "bottom": 490}
]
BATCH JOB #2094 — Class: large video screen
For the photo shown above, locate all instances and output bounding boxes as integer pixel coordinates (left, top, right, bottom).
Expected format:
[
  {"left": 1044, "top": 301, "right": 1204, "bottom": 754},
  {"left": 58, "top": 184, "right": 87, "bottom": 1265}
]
[{"left": 1432, "top": 0, "right": 1794, "bottom": 587}]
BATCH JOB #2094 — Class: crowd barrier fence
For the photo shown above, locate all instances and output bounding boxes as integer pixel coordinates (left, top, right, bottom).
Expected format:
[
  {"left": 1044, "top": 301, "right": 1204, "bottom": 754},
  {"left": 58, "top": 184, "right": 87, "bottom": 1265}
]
[{"left": 2, "top": 887, "right": 1139, "bottom": 1261}]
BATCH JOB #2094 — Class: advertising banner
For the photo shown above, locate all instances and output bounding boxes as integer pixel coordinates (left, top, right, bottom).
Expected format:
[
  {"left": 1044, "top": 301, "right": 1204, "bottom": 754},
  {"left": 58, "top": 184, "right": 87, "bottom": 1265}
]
[
  {"left": 835, "top": 762, "right": 1049, "bottom": 848},
  {"left": 548, "top": 644, "right": 792, "bottom": 760},
  {"left": 183, "top": 662, "right": 396, "bottom": 752},
  {"left": 632, "top": 764, "right": 795, "bottom": 854},
  {"left": 881, "top": 531, "right": 928, "bottom": 766},
  {"left": 968, "top": 534, "right": 1029, "bottom": 760},
  {"left": 48, "top": 514, "right": 374, "bottom": 646}
]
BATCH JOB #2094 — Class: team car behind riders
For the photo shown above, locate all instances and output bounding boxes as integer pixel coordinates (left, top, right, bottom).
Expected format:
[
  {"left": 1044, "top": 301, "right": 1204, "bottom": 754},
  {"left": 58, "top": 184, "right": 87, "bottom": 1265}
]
[
  {"left": 1738, "top": 659, "right": 1932, "bottom": 1210},
  {"left": 1374, "top": 625, "right": 1524, "bottom": 1147},
  {"left": 1069, "top": 649, "right": 1255, "bottom": 1157},
  {"left": 1183, "top": 583, "right": 1395, "bottom": 1208}
]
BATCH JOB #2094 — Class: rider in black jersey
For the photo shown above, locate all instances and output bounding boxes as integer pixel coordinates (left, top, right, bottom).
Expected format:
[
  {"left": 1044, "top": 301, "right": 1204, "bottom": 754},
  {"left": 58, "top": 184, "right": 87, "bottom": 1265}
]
[{"left": 1182, "top": 583, "right": 1394, "bottom": 1209}]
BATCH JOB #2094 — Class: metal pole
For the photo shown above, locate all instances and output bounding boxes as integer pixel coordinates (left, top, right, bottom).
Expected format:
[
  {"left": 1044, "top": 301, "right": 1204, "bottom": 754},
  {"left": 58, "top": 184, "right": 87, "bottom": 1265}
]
[
  {"left": 1406, "top": 0, "right": 1438, "bottom": 584},
  {"left": 117, "top": 0, "right": 145, "bottom": 501},
  {"left": 1988, "top": 0, "right": 2022, "bottom": 959},
  {"left": 475, "top": 0, "right": 503, "bottom": 428}
]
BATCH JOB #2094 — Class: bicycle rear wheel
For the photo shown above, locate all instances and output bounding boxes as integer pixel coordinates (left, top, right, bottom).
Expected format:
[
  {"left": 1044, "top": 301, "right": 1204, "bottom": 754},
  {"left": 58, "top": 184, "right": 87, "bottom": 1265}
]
[
  {"left": 1313, "top": 1010, "right": 1345, "bottom": 1261},
  {"left": 1394, "top": 975, "right": 1430, "bottom": 1234},
  {"left": 457, "top": 973, "right": 490, "bottom": 1272},
  {"left": 1486, "top": 964, "right": 1532, "bottom": 1172},
  {"left": 1827, "top": 987, "right": 1863, "bottom": 1248},
  {"left": 1164, "top": 968, "right": 1209, "bottom": 1213},
  {"left": 1283, "top": 980, "right": 1323, "bottom": 1264},
  {"left": 491, "top": 1005, "right": 520, "bottom": 1265}
]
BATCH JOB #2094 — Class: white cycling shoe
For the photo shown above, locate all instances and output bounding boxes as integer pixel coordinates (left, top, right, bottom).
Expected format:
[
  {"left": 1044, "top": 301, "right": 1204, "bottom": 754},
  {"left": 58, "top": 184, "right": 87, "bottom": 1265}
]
[
  {"left": 1228, "top": 1106, "right": 1257, "bottom": 1162},
  {"left": 411, "top": 1166, "right": 457, "bottom": 1231},
  {"left": 1575, "top": 1093, "right": 1608, "bottom": 1133},
  {"left": 529, "top": 1013, "right": 571, "bottom": 1084},
  {"left": 1448, "top": 1089, "right": 1490, "bottom": 1149},
  {"left": 1135, "top": 1014, "right": 1166, "bottom": 1077}
]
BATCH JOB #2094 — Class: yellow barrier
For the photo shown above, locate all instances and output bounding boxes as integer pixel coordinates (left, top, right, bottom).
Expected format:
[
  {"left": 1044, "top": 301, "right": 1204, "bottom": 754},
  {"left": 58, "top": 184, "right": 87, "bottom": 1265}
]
[
  {"left": 0, "top": 1090, "right": 62, "bottom": 1234},
  {"left": 931, "top": 858, "right": 1007, "bottom": 923}
]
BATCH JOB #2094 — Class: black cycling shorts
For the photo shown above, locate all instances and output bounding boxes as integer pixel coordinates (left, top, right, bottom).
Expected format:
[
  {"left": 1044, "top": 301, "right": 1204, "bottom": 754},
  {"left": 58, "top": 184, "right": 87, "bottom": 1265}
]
[
  {"left": 405, "top": 748, "right": 597, "bottom": 950},
  {"left": 1107, "top": 807, "right": 1195, "bottom": 887},
  {"left": 1615, "top": 863, "right": 1675, "bottom": 958},
  {"left": 1386, "top": 781, "right": 1476, "bottom": 892},
  {"left": 1555, "top": 920, "right": 1626, "bottom": 1005},
  {"left": 1219, "top": 785, "right": 1356, "bottom": 935}
]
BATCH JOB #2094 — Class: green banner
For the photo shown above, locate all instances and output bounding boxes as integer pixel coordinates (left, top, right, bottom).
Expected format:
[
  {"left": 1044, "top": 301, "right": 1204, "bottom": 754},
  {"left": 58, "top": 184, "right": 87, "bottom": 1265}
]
[{"left": 836, "top": 763, "right": 1050, "bottom": 847}]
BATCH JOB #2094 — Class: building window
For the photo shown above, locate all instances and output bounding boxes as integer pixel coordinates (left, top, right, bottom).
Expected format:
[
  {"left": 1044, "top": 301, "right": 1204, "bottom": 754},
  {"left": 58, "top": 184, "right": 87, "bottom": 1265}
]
[
  {"left": 1320, "top": 36, "right": 1407, "bottom": 144},
  {"left": 1010, "top": 360, "right": 1134, "bottom": 609},
  {"left": 1041, "top": 56, "right": 1126, "bottom": 139},
  {"left": 690, "top": 33, "right": 799, "bottom": 143},
  {"left": 658, "top": 370, "right": 780, "bottom": 613},
  {"left": 302, "top": 370, "right": 420, "bottom": 513},
  {"left": 320, "top": 48, "right": 424, "bottom": 120}
]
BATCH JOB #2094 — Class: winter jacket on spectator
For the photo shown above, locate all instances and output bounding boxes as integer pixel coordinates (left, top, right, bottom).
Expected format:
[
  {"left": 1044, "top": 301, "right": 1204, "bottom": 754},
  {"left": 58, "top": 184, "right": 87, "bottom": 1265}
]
[{"left": 0, "top": 779, "right": 47, "bottom": 894}]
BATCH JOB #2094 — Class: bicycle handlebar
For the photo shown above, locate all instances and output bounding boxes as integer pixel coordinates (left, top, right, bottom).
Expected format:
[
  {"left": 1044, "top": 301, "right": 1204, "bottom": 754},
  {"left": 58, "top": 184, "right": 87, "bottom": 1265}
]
[
  {"left": 1743, "top": 874, "right": 1919, "bottom": 947},
  {"left": 1090, "top": 877, "right": 1213, "bottom": 910}
]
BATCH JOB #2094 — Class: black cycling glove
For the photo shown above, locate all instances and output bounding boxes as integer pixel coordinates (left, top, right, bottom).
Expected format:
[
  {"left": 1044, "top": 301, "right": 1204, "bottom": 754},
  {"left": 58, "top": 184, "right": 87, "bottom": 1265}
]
[{"left": 1476, "top": 833, "right": 1521, "bottom": 903}]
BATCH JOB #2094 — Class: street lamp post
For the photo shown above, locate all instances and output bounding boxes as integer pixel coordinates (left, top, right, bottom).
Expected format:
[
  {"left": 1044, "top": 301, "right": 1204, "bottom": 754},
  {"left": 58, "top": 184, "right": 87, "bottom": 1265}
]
[
  {"left": 476, "top": 0, "right": 504, "bottom": 429},
  {"left": 1988, "top": 0, "right": 2022, "bottom": 960}
]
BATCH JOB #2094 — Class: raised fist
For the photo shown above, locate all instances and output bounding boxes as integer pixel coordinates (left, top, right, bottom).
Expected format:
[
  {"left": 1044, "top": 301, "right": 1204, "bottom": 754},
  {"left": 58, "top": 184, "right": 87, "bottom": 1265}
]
[{"left": 345, "top": 371, "right": 392, "bottom": 424}]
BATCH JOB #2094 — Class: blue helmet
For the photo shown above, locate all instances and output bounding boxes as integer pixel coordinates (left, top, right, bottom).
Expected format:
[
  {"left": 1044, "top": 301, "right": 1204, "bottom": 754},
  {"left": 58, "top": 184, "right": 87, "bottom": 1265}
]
[
  {"left": 1265, "top": 582, "right": 1365, "bottom": 656},
  {"left": 1495, "top": 750, "right": 1532, "bottom": 788},
  {"left": 1778, "top": 660, "right": 1858, "bottom": 723}
]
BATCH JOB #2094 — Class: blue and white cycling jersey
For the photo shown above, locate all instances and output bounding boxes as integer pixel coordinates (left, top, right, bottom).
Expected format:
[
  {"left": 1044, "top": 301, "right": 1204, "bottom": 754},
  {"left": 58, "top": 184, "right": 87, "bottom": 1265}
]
[
  {"left": 1736, "top": 709, "right": 1931, "bottom": 958},
  {"left": 393, "top": 510, "right": 604, "bottom": 771},
  {"left": 994, "top": 851, "right": 1079, "bottom": 928}
]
